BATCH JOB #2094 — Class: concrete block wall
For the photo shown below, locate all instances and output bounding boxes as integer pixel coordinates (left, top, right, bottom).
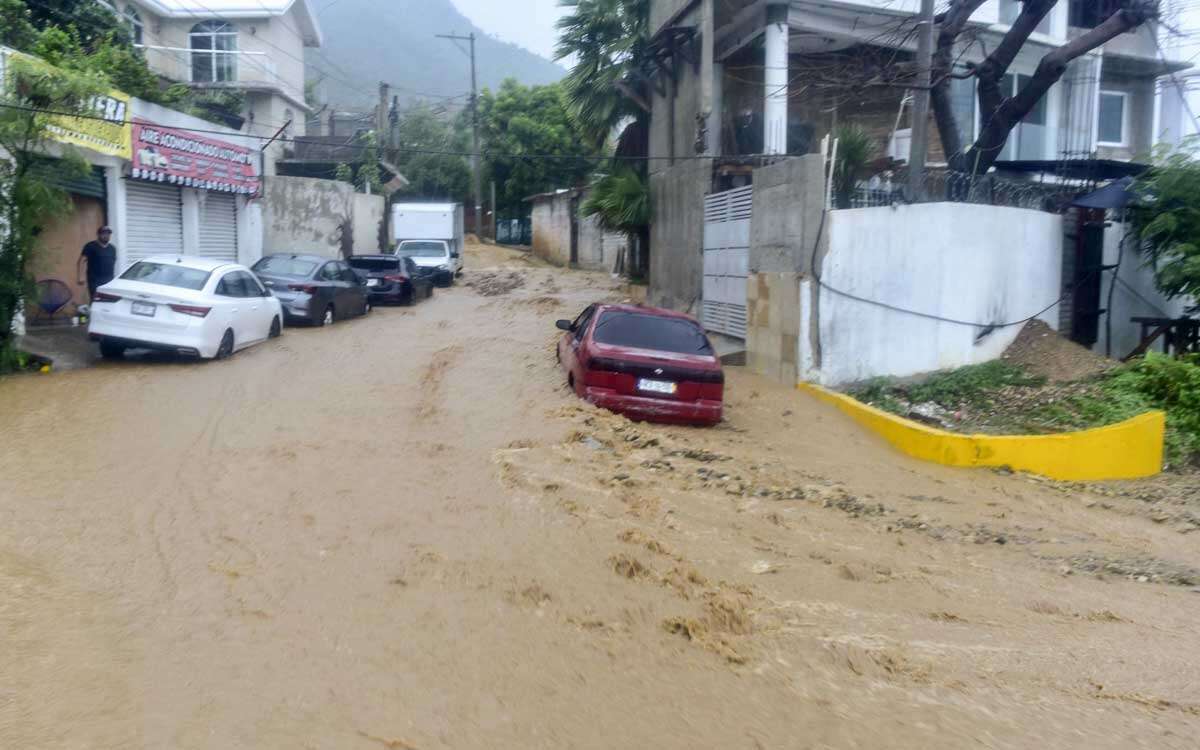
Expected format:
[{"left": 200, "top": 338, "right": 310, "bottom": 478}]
[
  {"left": 262, "top": 175, "right": 384, "bottom": 258},
  {"left": 531, "top": 191, "right": 630, "bottom": 271},
  {"left": 649, "top": 158, "right": 713, "bottom": 312},
  {"left": 749, "top": 156, "right": 825, "bottom": 274},
  {"left": 747, "top": 272, "right": 802, "bottom": 385}
]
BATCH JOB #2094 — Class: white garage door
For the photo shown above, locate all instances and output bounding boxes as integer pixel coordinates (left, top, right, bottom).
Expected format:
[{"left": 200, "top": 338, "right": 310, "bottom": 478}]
[
  {"left": 125, "top": 181, "right": 183, "bottom": 266},
  {"left": 198, "top": 192, "right": 238, "bottom": 263},
  {"left": 702, "top": 185, "right": 752, "bottom": 339}
]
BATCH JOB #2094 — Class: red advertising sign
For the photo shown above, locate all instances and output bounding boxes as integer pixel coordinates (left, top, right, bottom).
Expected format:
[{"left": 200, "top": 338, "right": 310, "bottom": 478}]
[{"left": 130, "top": 118, "right": 260, "bottom": 196}]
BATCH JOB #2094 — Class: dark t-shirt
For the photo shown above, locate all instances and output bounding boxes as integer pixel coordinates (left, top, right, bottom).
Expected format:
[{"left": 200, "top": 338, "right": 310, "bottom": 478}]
[{"left": 82, "top": 241, "right": 117, "bottom": 285}]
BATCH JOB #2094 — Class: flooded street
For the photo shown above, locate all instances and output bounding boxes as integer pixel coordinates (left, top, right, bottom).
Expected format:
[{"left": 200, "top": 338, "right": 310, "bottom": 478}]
[{"left": 3, "top": 242, "right": 1200, "bottom": 749}]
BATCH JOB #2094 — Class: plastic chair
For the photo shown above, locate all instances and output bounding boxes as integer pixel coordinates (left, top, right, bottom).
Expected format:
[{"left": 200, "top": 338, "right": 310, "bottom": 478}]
[{"left": 35, "top": 279, "right": 74, "bottom": 322}]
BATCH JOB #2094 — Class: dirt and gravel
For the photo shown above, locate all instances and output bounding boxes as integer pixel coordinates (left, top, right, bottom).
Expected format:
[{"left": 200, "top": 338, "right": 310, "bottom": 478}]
[
  {"left": 2, "top": 241, "right": 1200, "bottom": 749},
  {"left": 1001, "top": 319, "right": 1117, "bottom": 382}
]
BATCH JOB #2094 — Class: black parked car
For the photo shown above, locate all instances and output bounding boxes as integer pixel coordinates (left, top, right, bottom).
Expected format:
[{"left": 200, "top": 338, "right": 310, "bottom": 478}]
[
  {"left": 347, "top": 255, "right": 435, "bottom": 305},
  {"left": 251, "top": 254, "right": 371, "bottom": 326}
]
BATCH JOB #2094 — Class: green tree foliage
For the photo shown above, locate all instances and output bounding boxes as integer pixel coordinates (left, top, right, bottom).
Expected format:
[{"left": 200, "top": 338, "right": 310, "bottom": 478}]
[
  {"left": 334, "top": 162, "right": 355, "bottom": 184},
  {"left": 0, "top": 0, "right": 39, "bottom": 51},
  {"left": 355, "top": 132, "right": 382, "bottom": 194},
  {"left": 1136, "top": 137, "right": 1200, "bottom": 304},
  {"left": 0, "top": 55, "right": 107, "bottom": 370},
  {"left": 555, "top": 0, "right": 651, "bottom": 149},
  {"left": 0, "top": 0, "right": 192, "bottom": 109},
  {"left": 23, "top": 0, "right": 128, "bottom": 50},
  {"left": 831, "top": 124, "right": 876, "bottom": 210},
  {"left": 476, "top": 79, "right": 599, "bottom": 214},
  {"left": 390, "top": 103, "right": 471, "bottom": 203},
  {"left": 580, "top": 168, "right": 649, "bottom": 234}
]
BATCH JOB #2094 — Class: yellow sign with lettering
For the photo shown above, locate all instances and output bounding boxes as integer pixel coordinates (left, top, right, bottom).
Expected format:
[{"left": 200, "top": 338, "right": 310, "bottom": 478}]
[
  {"left": 43, "top": 90, "right": 133, "bottom": 160},
  {"left": 0, "top": 48, "right": 133, "bottom": 160}
]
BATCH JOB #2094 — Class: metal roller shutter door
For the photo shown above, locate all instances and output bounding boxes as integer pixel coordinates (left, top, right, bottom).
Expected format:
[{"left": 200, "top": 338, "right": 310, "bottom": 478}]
[
  {"left": 125, "top": 181, "right": 183, "bottom": 265},
  {"left": 198, "top": 193, "right": 238, "bottom": 262}
]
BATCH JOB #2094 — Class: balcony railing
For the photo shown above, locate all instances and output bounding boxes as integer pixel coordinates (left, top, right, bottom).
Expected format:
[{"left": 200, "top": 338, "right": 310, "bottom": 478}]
[{"left": 136, "top": 44, "right": 283, "bottom": 89}]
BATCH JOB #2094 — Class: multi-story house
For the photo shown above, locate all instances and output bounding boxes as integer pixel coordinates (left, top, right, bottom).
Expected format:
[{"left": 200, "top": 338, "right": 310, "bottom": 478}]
[
  {"left": 650, "top": 0, "right": 1188, "bottom": 174},
  {"left": 642, "top": 0, "right": 1194, "bottom": 382},
  {"left": 105, "top": 0, "right": 323, "bottom": 174}
]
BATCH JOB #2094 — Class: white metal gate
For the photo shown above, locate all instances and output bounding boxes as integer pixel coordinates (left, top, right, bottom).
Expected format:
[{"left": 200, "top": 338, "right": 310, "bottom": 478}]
[
  {"left": 198, "top": 192, "right": 238, "bottom": 262},
  {"left": 125, "top": 181, "right": 183, "bottom": 266},
  {"left": 702, "top": 185, "right": 752, "bottom": 339}
]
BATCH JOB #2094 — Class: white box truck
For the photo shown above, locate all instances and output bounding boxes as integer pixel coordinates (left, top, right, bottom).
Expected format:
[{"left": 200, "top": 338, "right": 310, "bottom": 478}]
[{"left": 391, "top": 202, "right": 464, "bottom": 286}]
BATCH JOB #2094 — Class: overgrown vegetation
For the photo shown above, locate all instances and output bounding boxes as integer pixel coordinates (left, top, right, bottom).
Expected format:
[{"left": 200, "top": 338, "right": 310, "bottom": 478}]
[
  {"left": 850, "top": 355, "right": 1200, "bottom": 470},
  {"left": 1135, "top": 136, "right": 1200, "bottom": 305},
  {"left": 0, "top": 55, "right": 106, "bottom": 371},
  {"left": 854, "top": 361, "right": 1046, "bottom": 412},
  {"left": 2, "top": 0, "right": 243, "bottom": 127}
]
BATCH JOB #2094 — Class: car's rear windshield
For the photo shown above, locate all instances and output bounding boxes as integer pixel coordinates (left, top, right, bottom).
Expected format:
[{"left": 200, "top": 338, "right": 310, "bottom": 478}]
[
  {"left": 348, "top": 257, "right": 400, "bottom": 272},
  {"left": 398, "top": 241, "right": 446, "bottom": 258},
  {"left": 252, "top": 257, "right": 318, "bottom": 278},
  {"left": 592, "top": 311, "right": 714, "bottom": 355},
  {"left": 120, "top": 262, "right": 212, "bottom": 291}
]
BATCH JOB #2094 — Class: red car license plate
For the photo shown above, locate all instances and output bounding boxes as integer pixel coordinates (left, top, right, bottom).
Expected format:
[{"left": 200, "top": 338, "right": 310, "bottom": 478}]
[{"left": 637, "top": 378, "right": 677, "bottom": 394}]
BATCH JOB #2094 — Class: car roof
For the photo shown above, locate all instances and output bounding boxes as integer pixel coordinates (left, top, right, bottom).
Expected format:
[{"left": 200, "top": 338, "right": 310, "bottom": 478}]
[
  {"left": 136, "top": 255, "right": 240, "bottom": 272},
  {"left": 348, "top": 255, "right": 401, "bottom": 261},
  {"left": 594, "top": 303, "right": 701, "bottom": 324},
  {"left": 259, "top": 253, "right": 331, "bottom": 263}
]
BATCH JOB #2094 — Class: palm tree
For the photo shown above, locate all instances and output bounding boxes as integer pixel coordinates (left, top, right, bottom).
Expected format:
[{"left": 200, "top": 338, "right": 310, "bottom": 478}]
[
  {"left": 557, "top": 0, "right": 653, "bottom": 277},
  {"left": 555, "top": 0, "right": 651, "bottom": 154},
  {"left": 581, "top": 168, "right": 651, "bottom": 277}
]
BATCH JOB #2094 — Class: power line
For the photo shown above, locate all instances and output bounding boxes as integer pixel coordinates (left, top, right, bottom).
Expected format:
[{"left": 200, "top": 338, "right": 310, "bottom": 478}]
[
  {"left": 806, "top": 203, "right": 1104, "bottom": 331},
  {"left": 0, "top": 99, "right": 733, "bottom": 161}
]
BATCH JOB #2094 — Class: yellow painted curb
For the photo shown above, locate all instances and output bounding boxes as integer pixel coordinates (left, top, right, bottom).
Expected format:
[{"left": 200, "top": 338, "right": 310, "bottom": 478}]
[{"left": 798, "top": 383, "right": 1164, "bottom": 481}]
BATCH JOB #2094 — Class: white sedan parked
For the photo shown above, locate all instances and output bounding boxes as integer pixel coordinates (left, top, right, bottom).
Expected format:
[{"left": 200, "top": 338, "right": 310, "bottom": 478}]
[{"left": 88, "top": 256, "right": 283, "bottom": 360}]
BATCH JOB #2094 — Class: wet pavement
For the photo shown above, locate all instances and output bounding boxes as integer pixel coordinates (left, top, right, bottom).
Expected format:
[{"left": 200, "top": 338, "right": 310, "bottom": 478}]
[{"left": 2, "top": 243, "right": 1199, "bottom": 749}]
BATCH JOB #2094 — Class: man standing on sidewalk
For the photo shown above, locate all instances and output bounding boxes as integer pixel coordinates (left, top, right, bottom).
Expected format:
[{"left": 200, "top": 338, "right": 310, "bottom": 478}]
[{"left": 77, "top": 226, "right": 118, "bottom": 301}]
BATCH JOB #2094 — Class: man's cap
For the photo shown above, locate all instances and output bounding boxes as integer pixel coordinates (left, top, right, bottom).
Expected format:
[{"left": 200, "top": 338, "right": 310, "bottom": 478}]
[{"left": 98, "top": 226, "right": 112, "bottom": 234}]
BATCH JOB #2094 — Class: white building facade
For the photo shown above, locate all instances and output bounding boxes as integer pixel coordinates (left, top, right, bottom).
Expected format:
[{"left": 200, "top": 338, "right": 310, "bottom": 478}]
[{"left": 105, "top": 0, "right": 323, "bottom": 175}]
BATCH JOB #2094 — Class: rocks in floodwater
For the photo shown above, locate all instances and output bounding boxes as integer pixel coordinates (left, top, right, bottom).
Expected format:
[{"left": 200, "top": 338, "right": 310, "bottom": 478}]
[
  {"left": 1059, "top": 554, "right": 1200, "bottom": 587},
  {"left": 666, "top": 447, "right": 728, "bottom": 463},
  {"left": 466, "top": 271, "right": 525, "bottom": 296}
]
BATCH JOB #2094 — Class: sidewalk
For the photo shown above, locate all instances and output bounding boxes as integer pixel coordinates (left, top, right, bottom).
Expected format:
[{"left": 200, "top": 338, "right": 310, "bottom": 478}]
[{"left": 18, "top": 324, "right": 98, "bottom": 371}]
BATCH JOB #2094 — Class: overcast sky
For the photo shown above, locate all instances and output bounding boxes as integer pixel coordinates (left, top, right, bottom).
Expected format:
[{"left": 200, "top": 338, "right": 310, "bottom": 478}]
[{"left": 451, "top": 0, "right": 569, "bottom": 61}]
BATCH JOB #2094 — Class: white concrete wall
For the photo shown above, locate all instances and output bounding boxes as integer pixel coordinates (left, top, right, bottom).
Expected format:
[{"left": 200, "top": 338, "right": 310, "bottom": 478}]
[
  {"left": 351, "top": 192, "right": 385, "bottom": 254},
  {"left": 1094, "top": 221, "right": 1191, "bottom": 358},
  {"left": 261, "top": 176, "right": 383, "bottom": 258},
  {"left": 815, "top": 203, "right": 1064, "bottom": 385}
]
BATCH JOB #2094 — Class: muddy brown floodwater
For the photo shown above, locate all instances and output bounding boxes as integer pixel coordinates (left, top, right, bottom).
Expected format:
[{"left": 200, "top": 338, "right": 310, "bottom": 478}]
[{"left": 2, "top": 242, "right": 1200, "bottom": 749}]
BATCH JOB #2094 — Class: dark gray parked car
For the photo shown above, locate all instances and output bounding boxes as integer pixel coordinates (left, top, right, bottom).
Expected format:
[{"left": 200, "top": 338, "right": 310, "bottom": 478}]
[{"left": 251, "top": 254, "right": 371, "bottom": 326}]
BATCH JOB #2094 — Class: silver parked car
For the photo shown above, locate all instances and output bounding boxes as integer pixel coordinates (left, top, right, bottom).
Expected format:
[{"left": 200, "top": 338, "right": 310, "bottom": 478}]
[{"left": 251, "top": 254, "right": 371, "bottom": 326}]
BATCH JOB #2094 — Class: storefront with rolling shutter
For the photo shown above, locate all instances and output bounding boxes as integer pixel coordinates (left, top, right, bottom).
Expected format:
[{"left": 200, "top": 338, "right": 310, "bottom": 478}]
[
  {"left": 197, "top": 192, "right": 238, "bottom": 262},
  {"left": 124, "top": 180, "right": 184, "bottom": 265},
  {"left": 119, "top": 100, "right": 263, "bottom": 270}
]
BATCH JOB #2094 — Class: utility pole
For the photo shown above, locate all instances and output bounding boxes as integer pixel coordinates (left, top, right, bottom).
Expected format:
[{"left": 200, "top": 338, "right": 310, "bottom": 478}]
[
  {"left": 490, "top": 180, "right": 497, "bottom": 242},
  {"left": 437, "top": 31, "right": 483, "bottom": 240},
  {"left": 377, "top": 82, "right": 390, "bottom": 136},
  {"left": 907, "top": 0, "right": 935, "bottom": 201}
]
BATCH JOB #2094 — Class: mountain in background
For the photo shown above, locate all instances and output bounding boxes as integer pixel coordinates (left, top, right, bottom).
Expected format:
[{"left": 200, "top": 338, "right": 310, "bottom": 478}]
[{"left": 308, "top": 0, "right": 566, "bottom": 112}]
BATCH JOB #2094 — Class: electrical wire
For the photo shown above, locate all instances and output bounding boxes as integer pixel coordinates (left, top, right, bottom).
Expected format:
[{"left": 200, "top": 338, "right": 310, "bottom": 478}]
[
  {"left": 806, "top": 203, "right": 1105, "bottom": 330},
  {"left": 0, "top": 99, "right": 749, "bottom": 161}
]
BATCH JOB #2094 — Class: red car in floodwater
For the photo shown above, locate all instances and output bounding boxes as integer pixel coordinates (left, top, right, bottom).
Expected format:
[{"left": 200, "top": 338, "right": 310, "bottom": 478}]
[{"left": 555, "top": 303, "right": 724, "bottom": 426}]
